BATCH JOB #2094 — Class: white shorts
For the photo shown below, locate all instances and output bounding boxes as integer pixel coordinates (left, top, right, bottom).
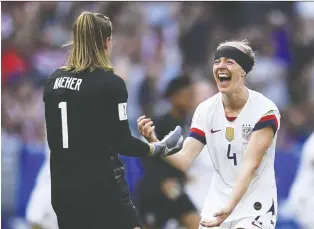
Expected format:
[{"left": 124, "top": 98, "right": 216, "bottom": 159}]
[{"left": 199, "top": 213, "right": 276, "bottom": 229}]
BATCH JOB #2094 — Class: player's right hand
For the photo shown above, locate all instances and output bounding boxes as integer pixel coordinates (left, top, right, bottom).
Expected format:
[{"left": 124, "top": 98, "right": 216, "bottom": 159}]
[
  {"left": 150, "top": 126, "right": 184, "bottom": 157},
  {"left": 137, "top": 115, "right": 158, "bottom": 142}
]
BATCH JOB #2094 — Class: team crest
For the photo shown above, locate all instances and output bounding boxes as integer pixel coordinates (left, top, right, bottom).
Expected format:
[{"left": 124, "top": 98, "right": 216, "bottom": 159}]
[
  {"left": 242, "top": 124, "right": 252, "bottom": 141},
  {"left": 225, "top": 127, "right": 234, "bottom": 142}
]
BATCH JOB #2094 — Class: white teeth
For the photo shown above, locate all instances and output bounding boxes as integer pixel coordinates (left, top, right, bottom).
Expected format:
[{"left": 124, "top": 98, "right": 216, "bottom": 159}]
[{"left": 218, "top": 73, "right": 229, "bottom": 78}]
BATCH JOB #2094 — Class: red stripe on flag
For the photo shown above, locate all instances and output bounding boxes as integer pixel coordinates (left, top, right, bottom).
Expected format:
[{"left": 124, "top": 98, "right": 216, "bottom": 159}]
[{"left": 190, "top": 128, "right": 205, "bottom": 137}]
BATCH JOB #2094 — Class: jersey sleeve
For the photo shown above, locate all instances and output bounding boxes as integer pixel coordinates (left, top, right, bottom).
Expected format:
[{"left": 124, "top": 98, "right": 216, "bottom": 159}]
[
  {"left": 253, "top": 109, "right": 280, "bottom": 135},
  {"left": 109, "top": 76, "right": 150, "bottom": 157},
  {"left": 188, "top": 103, "right": 206, "bottom": 145}
]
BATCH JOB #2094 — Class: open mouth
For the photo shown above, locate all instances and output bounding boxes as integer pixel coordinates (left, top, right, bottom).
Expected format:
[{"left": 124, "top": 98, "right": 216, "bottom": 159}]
[{"left": 217, "top": 73, "right": 231, "bottom": 82}]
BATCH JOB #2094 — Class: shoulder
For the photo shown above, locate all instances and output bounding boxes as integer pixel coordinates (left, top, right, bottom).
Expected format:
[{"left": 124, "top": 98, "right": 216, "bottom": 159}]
[
  {"left": 195, "top": 92, "right": 221, "bottom": 112},
  {"left": 250, "top": 89, "right": 280, "bottom": 115},
  {"left": 43, "top": 69, "right": 65, "bottom": 101},
  {"left": 89, "top": 69, "right": 127, "bottom": 93},
  {"left": 191, "top": 93, "right": 220, "bottom": 126},
  {"left": 46, "top": 69, "right": 64, "bottom": 85},
  {"left": 102, "top": 70, "right": 126, "bottom": 89},
  {"left": 249, "top": 90, "right": 281, "bottom": 133},
  {"left": 98, "top": 70, "right": 128, "bottom": 101}
]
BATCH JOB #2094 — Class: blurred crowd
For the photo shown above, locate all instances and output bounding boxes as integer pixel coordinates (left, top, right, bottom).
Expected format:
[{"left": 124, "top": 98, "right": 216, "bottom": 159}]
[{"left": 1, "top": 2, "right": 314, "bottom": 229}]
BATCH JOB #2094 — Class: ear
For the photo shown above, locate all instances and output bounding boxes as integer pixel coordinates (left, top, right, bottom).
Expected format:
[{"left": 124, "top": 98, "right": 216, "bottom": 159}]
[
  {"left": 242, "top": 70, "right": 246, "bottom": 78},
  {"left": 105, "top": 37, "right": 111, "bottom": 49}
]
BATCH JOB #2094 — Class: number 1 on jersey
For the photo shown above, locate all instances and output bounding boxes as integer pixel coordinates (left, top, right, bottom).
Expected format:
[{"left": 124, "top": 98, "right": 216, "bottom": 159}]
[
  {"left": 58, "top": 102, "right": 69, "bottom": 148},
  {"left": 227, "top": 144, "right": 237, "bottom": 166}
]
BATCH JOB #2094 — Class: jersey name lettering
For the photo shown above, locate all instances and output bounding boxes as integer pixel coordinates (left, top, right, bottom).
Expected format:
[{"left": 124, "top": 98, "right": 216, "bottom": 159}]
[{"left": 53, "top": 77, "right": 82, "bottom": 91}]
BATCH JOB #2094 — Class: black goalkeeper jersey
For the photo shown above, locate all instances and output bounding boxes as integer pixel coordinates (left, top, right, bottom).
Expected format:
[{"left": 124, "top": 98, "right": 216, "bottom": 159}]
[{"left": 43, "top": 68, "right": 150, "bottom": 200}]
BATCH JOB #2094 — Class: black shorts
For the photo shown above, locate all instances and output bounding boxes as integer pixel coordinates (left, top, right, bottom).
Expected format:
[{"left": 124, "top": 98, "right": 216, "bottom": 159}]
[
  {"left": 52, "top": 183, "right": 141, "bottom": 229},
  {"left": 136, "top": 182, "right": 197, "bottom": 228},
  {"left": 52, "top": 157, "right": 141, "bottom": 229}
]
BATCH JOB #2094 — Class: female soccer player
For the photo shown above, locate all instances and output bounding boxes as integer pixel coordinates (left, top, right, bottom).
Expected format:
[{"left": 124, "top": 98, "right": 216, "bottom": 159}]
[
  {"left": 43, "top": 12, "right": 183, "bottom": 229},
  {"left": 138, "top": 40, "right": 280, "bottom": 229}
]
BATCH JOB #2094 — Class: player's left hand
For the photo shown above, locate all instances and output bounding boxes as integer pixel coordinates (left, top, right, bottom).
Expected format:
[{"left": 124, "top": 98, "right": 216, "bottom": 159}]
[
  {"left": 200, "top": 206, "right": 233, "bottom": 228},
  {"left": 150, "top": 126, "right": 183, "bottom": 157}
]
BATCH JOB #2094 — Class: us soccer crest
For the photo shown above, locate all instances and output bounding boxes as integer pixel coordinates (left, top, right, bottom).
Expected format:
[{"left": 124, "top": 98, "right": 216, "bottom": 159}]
[
  {"left": 242, "top": 124, "right": 252, "bottom": 141},
  {"left": 225, "top": 127, "right": 234, "bottom": 142}
]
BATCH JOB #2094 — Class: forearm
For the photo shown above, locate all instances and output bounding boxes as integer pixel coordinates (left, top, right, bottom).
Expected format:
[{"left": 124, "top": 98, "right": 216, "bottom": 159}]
[
  {"left": 162, "top": 151, "right": 192, "bottom": 172},
  {"left": 163, "top": 137, "right": 203, "bottom": 172},
  {"left": 117, "top": 136, "right": 151, "bottom": 157},
  {"left": 228, "top": 162, "right": 258, "bottom": 210},
  {"left": 112, "top": 117, "right": 152, "bottom": 157},
  {"left": 228, "top": 127, "right": 275, "bottom": 210}
]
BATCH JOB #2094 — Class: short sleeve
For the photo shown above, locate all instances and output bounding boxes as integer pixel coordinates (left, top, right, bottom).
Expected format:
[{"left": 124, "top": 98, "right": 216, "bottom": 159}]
[
  {"left": 188, "top": 104, "right": 206, "bottom": 145},
  {"left": 253, "top": 110, "right": 281, "bottom": 135},
  {"left": 109, "top": 76, "right": 129, "bottom": 121},
  {"left": 111, "top": 76, "right": 128, "bottom": 103}
]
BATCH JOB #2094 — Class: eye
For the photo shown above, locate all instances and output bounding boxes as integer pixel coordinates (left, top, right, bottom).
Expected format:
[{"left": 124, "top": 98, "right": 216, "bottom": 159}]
[
  {"left": 227, "top": 60, "right": 234, "bottom": 64},
  {"left": 214, "top": 60, "right": 220, "bottom": 64}
]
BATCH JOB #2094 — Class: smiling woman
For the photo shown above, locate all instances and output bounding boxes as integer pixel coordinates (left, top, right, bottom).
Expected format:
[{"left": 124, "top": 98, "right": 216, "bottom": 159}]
[
  {"left": 136, "top": 38, "right": 281, "bottom": 229},
  {"left": 213, "top": 40, "right": 256, "bottom": 94}
]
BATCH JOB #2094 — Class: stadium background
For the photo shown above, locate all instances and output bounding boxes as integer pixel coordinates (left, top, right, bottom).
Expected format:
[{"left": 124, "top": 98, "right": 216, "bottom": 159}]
[{"left": 1, "top": 1, "right": 313, "bottom": 229}]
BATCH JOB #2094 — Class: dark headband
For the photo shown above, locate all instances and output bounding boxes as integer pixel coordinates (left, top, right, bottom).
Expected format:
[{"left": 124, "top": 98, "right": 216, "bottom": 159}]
[{"left": 214, "top": 46, "right": 255, "bottom": 73}]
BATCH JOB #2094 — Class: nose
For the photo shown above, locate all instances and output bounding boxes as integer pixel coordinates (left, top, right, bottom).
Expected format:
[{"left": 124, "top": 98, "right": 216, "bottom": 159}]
[{"left": 217, "top": 61, "right": 227, "bottom": 69}]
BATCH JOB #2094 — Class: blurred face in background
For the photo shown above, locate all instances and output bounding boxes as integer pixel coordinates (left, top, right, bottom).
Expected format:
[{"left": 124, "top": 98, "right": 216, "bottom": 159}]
[
  {"left": 212, "top": 52, "right": 246, "bottom": 94},
  {"left": 16, "top": 79, "right": 34, "bottom": 102},
  {"left": 192, "top": 80, "right": 217, "bottom": 109},
  {"left": 170, "top": 86, "right": 195, "bottom": 114}
]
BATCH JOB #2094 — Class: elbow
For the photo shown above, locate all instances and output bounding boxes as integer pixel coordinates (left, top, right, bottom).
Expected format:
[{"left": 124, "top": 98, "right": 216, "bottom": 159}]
[
  {"left": 165, "top": 153, "right": 191, "bottom": 173},
  {"left": 175, "top": 150, "right": 198, "bottom": 172},
  {"left": 179, "top": 162, "right": 190, "bottom": 173},
  {"left": 179, "top": 156, "right": 194, "bottom": 172}
]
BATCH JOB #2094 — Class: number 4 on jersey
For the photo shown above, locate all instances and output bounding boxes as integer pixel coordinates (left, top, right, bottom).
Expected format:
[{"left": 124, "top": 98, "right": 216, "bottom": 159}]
[{"left": 227, "top": 144, "right": 237, "bottom": 166}]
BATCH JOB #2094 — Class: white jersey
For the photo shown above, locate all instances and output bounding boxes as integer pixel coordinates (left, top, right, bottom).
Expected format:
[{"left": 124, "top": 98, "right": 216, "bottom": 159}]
[
  {"left": 189, "top": 89, "right": 280, "bottom": 222},
  {"left": 26, "top": 145, "right": 59, "bottom": 229},
  {"left": 281, "top": 133, "right": 314, "bottom": 229}
]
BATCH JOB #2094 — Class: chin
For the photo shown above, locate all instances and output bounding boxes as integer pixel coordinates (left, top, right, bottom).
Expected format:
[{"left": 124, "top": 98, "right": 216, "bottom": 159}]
[{"left": 217, "top": 84, "right": 233, "bottom": 94}]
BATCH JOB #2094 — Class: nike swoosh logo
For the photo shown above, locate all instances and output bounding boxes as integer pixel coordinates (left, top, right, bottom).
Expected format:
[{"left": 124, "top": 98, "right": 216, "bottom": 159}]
[
  {"left": 211, "top": 129, "right": 221, "bottom": 133},
  {"left": 252, "top": 221, "right": 262, "bottom": 229}
]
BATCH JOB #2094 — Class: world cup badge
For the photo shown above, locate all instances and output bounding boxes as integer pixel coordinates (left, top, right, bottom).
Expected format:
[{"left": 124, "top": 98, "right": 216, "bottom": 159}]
[{"left": 225, "top": 127, "right": 234, "bottom": 142}]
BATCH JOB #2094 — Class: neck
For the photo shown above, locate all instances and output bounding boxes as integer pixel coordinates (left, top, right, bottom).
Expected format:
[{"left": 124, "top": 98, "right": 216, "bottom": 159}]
[{"left": 222, "top": 86, "right": 249, "bottom": 112}]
